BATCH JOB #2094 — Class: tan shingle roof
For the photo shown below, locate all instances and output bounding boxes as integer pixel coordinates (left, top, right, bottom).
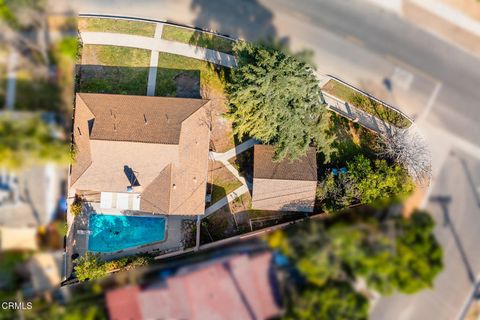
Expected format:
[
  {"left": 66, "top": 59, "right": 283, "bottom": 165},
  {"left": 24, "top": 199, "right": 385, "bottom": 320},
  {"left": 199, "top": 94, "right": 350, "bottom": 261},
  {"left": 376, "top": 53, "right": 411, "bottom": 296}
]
[
  {"left": 253, "top": 145, "right": 317, "bottom": 181},
  {"left": 70, "top": 93, "right": 210, "bottom": 215},
  {"left": 78, "top": 93, "right": 208, "bottom": 144},
  {"left": 140, "top": 164, "right": 172, "bottom": 214}
]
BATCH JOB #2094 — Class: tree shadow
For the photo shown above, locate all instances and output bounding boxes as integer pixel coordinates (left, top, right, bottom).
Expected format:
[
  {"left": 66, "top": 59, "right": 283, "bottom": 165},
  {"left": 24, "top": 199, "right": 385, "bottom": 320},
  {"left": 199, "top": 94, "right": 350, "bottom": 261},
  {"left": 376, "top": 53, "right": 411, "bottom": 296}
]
[
  {"left": 200, "top": 203, "right": 234, "bottom": 245},
  {"left": 190, "top": 0, "right": 278, "bottom": 42},
  {"left": 206, "top": 182, "right": 227, "bottom": 205},
  {"left": 455, "top": 154, "right": 480, "bottom": 208},
  {"left": 77, "top": 64, "right": 149, "bottom": 96},
  {"left": 430, "top": 195, "right": 475, "bottom": 284},
  {"left": 156, "top": 68, "right": 201, "bottom": 98}
]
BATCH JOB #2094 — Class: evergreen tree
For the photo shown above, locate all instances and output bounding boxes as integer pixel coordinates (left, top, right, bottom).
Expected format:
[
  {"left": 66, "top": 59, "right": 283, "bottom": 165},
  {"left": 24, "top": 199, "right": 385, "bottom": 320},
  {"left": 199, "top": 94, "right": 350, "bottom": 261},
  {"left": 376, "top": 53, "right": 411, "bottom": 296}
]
[{"left": 228, "top": 42, "right": 335, "bottom": 161}]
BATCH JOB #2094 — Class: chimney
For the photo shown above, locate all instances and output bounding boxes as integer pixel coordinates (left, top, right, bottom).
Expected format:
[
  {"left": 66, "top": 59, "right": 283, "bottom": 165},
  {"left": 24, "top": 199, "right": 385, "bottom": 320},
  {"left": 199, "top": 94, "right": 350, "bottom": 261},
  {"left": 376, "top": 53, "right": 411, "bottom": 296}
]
[{"left": 143, "top": 114, "right": 148, "bottom": 124}]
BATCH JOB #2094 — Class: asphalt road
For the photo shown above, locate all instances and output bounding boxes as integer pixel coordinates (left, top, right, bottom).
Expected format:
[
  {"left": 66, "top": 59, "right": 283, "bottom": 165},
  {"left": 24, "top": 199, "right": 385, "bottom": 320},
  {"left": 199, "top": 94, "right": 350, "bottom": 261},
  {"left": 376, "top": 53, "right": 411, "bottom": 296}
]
[{"left": 64, "top": 0, "right": 480, "bottom": 318}]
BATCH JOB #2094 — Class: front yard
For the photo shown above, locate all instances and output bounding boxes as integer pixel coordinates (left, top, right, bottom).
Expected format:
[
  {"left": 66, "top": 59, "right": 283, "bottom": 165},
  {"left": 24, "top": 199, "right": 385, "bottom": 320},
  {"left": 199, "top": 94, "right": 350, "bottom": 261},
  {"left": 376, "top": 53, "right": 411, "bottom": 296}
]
[
  {"left": 161, "top": 25, "right": 235, "bottom": 54},
  {"left": 322, "top": 79, "right": 412, "bottom": 129},
  {"left": 78, "top": 17, "right": 156, "bottom": 37},
  {"left": 155, "top": 52, "right": 235, "bottom": 152},
  {"left": 78, "top": 44, "right": 150, "bottom": 95}
]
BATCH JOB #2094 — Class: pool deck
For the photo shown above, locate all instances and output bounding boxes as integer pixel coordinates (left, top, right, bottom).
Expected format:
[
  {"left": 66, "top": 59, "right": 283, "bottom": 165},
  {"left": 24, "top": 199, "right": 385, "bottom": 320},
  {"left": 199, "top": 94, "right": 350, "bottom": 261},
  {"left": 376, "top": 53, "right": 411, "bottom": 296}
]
[{"left": 65, "top": 199, "right": 195, "bottom": 280}]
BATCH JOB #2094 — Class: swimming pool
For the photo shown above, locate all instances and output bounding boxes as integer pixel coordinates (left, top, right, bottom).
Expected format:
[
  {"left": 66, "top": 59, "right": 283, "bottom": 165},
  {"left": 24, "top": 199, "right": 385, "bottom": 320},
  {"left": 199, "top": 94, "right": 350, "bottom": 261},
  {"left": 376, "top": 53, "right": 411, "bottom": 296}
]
[{"left": 88, "top": 214, "right": 166, "bottom": 252}]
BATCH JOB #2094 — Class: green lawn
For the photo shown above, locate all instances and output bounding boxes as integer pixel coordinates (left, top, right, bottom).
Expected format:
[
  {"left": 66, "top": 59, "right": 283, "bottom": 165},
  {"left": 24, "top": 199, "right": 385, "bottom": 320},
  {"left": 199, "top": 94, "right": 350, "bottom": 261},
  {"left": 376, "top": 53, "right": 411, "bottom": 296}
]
[
  {"left": 211, "top": 179, "right": 243, "bottom": 204},
  {"left": 156, "top": 52, "right": 229, "bottom": 97},
  {"left": 78, "top": 17, "right": 156, "bottom": 37},
  {"left": 322, "top": 79, "right": 412, "bottom": 129},
  {"left": 79, "top": 45, "right": 150, "bottom": 95},
  {"left": 161, "top": 25, "right": 235, "bottom": 54}
]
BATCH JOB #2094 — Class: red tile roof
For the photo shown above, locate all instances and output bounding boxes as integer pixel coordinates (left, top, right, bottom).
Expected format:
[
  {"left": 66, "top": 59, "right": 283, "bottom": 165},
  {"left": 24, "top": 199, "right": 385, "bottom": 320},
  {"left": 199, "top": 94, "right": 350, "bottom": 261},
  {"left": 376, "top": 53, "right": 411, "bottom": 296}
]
[
  {"left": 106, "top": 253, "right": 282, "bottom": 320},
  {"left": 105, "top": 286, "right": 142, "bottom": 320}
]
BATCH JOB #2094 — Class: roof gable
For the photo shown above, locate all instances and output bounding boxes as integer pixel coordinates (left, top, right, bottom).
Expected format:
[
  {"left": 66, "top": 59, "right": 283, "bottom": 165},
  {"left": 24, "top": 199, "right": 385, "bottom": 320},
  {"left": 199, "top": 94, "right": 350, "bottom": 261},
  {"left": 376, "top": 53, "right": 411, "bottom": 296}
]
[
  {"left": 253, "top": 145, "right": 318, "bottom": 181},
  {"left": 78, "top": 93, "right": 209, "bottom": 144}
]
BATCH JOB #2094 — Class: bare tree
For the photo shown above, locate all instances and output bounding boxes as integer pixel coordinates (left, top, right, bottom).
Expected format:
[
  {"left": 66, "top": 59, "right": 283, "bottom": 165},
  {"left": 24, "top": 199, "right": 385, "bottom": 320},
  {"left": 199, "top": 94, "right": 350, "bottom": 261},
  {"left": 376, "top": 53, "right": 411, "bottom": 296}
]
[{"left": 377, "top": 128, "right": 432, "bottom": 186}]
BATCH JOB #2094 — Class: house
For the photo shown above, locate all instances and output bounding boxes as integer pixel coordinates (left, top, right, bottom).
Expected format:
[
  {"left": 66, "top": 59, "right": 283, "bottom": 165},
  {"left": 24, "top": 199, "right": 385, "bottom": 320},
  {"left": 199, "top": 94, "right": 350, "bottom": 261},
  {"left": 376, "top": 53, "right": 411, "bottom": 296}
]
[
  {"left": 106, "top": 252, "right": 283, "bottom": 320},
  {"left": 27, "top": 251, "right": 63, "bottom": 293},
  {"left": 69, "top": 93, "right": 211, "bottom": 215},
  {"left": 252, "top": 145, "right": 317, "bottom": 212}
]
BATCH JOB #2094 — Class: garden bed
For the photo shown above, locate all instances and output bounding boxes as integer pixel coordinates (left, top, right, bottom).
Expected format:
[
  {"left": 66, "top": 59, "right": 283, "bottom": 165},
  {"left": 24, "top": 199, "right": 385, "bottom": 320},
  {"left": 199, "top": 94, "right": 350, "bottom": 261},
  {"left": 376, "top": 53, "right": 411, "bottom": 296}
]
[
  {"left": 78, "top": 17, "right": 156, "bottom": 37},
  {"left": 322, "top": 79, "right": 412, "bottom": 129},
  {"left": 78, "top": 45, "right": 150, "bottom": 95},
  {"left": 161, "top": 25, "right": 235, "bottom": 54}
]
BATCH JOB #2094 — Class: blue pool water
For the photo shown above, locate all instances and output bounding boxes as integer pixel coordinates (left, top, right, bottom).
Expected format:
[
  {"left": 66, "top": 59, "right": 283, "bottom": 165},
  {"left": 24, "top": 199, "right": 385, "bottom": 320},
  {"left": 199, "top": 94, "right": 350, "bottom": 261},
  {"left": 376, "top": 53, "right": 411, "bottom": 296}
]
[{"left": 88, "top": 214, "right": 166, "bottom": 252}]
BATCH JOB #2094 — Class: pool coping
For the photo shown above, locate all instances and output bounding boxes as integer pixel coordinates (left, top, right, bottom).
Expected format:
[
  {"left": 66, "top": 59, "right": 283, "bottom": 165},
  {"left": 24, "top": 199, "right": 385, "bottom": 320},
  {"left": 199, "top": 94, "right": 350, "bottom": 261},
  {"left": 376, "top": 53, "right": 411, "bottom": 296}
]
[{"left": 86, "top": 212, "right": 170, "bottom": 255}]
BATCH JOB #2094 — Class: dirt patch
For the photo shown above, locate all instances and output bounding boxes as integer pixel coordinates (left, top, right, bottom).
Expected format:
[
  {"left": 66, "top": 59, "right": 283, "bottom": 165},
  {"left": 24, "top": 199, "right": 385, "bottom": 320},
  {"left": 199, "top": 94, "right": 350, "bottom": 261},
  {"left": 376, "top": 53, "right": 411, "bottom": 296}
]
[
  {"left": 174, "top": 71, "right": 200, "bottom": 98},
  {"left": 205, "top": 98, "right": 235, "bottom": 153}
]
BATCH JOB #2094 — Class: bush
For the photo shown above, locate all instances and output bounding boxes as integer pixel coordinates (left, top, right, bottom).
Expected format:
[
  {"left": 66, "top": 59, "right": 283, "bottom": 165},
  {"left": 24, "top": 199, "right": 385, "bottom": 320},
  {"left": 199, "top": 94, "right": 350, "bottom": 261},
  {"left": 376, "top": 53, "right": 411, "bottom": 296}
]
[
  {"left": 70, "top": 201, "right": 82, "bottom": 217},
  {"left": 75, "top": 253, "right": 106, "bottom": 281}
]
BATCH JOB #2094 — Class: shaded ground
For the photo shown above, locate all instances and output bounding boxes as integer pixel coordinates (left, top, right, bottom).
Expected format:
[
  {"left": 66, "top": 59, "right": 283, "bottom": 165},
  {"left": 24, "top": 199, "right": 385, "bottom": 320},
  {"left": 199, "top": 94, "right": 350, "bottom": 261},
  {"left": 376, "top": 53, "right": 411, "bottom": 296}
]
[
  {"left": 228, "top": 148, "right": 254, "bottom": 186},
  {"left": 161, "top": 25, "right": 235, "bottom": 54},
  {"left": 207, "top": 160, "right": 243, "bottom": 204},
  {"left": 78, "top": 44, "right": 150, "bottom": 95}
]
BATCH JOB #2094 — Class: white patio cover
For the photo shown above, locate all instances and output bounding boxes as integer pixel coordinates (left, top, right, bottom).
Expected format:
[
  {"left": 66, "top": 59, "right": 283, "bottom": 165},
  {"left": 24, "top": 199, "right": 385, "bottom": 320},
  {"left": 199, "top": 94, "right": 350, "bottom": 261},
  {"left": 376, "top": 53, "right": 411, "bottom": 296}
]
[
  {"left": 116, "top": 193, "right": 129, "bottom": 210},
  {"left": 100, "top": 192, "right": 113, "bottom": 209}
]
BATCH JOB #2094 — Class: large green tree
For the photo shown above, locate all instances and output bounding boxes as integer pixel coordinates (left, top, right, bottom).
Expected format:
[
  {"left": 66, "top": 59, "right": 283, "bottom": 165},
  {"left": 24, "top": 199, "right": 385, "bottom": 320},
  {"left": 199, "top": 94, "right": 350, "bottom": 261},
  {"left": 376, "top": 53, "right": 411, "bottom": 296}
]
[
  {"left": 285, "top": 281, "right": 368, "bottom": 320},
  {"left": 0, "top": 114, "right": 70, "bottom": 170},
  {"left": 227, "top": 42, "right": 334, "bottom": 161},
  {"left": 347, "top": 154, "right": 415, "bottom": 205},
  {"left": 269, "top": 210, "right": 443, "bottom": 296}
]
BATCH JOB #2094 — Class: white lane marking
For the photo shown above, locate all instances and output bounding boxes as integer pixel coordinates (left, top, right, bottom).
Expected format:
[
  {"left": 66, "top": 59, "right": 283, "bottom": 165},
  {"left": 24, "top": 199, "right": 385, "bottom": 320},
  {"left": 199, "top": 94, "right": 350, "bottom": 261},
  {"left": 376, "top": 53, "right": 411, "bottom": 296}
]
[
  {"left": 392, "top": 66, "right": 414, "bottom": 90},
  {"left": 418, "top": 82, "right": 442, "bottom": 123}
]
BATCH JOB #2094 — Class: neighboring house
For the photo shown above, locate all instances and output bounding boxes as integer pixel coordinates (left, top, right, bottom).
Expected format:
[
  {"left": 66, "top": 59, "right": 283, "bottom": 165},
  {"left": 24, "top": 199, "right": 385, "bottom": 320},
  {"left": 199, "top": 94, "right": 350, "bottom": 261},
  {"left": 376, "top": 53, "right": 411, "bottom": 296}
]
[
  {"left": 252, "top": 145, "right": 317, "bottom": 212},
  {"left": 27, "top": 251, "right": 63, "bottom": 293},
  {"left": 106, "top": 252, "right": 283, "bottom": 320},
  {"left": 69, "top": 93, "right": 210, "bottom": 215},
  {"left": 0, "top": 165, "right": 65, "bottom": 229},
  {"left": 0, "top": 164, "right": 65, "bottom": 251}
]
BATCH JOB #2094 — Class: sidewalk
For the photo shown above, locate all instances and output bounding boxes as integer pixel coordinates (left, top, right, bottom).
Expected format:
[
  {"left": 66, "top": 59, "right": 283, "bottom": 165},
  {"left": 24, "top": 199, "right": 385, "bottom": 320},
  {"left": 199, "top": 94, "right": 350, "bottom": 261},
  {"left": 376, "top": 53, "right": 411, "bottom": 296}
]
[
  {"left": 80, "top": 31, "right": 238, "bottom": 68},
  {"left": 323, "top": 92, "right": 393, "bottom": 135}
]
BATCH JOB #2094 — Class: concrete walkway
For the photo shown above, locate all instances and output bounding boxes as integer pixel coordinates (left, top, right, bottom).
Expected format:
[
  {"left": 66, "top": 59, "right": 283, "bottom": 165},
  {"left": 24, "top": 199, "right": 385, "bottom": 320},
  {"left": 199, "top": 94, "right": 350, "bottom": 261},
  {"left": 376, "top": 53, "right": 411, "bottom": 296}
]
[
  {"left": 5, "top": 50, "right": 18, "bottom": 110},
  {"left": 323, "top": 92, "right": 393, "bottom": 134},
  {"left": 146, "top": 24, "right": 164, "bottom": 96},
  {"left": 204, "top": 185, "right": 249, "bottom": 216},
  {"left": 209, "top": 138, "right": 259, "bottom": 162},
  {"left": 80, "top": 31, "right": 238, "bottom": 68},
  {"left": 204, "top": 139, "right": 259, "bottom": 217}
]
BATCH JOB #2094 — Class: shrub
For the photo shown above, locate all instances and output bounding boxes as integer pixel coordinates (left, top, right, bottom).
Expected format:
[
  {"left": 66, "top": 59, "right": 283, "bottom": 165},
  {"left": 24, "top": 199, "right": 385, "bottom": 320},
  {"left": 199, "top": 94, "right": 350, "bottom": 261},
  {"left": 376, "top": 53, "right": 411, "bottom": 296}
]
[
  {"left": 75, "top": 253, "right": 106, "bottom": 281},
  {"left": 70, "top": 201, "right": 82, "bottom": 217}
]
